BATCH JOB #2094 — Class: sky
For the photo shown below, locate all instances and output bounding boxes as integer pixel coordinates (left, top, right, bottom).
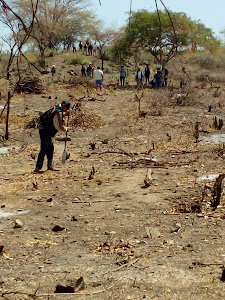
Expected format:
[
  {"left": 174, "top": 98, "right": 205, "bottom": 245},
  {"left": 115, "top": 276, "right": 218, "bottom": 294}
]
[{"left": 92, "top": 0, "right": 225, "bottom": 39}]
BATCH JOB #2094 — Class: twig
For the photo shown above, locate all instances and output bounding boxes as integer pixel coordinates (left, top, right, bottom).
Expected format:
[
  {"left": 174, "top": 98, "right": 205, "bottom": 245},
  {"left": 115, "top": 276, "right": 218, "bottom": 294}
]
[
  {"left": 92, "top": 151, "right": 134, "bottom": 156},
  {"left": 101, "top": 258, "right": 140, "bottom": 275},
  {"left": 192, "top": 261, "right": 224, "bottom": 267},
  {"left": 72, "top": 200, "right": 113, "bottom": 204},
  {"left": 1, "top": 290, "right": 38, "bottom": 299}
]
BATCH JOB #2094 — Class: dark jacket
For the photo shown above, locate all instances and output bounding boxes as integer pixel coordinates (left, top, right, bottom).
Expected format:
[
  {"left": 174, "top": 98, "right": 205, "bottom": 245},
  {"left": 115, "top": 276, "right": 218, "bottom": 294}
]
[
  {"left": 39, "top": 104, "right": 63, "bottom": 137},
  {"left": 145, "top": 67, "right": 150, "bottom": 77}
]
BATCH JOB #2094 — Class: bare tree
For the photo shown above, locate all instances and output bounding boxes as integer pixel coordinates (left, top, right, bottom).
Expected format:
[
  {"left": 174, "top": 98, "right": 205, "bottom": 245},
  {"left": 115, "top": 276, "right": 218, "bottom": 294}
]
[
  {"left": 0, "top": 0, "right": 39, "bottom": 139},
  {"left": 90, "top": 23, "right": 118, "bottom": 69},
  {"left": 22, "top": 0, "right": 89, "bottom": 61}
]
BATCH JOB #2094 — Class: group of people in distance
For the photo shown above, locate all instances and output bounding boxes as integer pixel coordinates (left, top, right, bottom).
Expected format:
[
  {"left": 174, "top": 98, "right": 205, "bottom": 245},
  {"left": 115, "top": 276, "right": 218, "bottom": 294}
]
[
  {"left": 81, "top": 63, "right": 169, "bottom": 91},
  {"left": 135, "top": 64, "right": 168, "bottom": 88},
  {"left": 71, "top": 40, "right": 100, "bottom": 56},
  {"left": 81, "top": 63, "right": 104, "bottom": 91},
  {"left": 78, "top": 40, "right": 99, "bottom": 56},
  {"left": 119, "top": 64, "right": 168, "bottom": 88},
  {"left": 81, "top": 63, "right": 93, "bottom": 77}
]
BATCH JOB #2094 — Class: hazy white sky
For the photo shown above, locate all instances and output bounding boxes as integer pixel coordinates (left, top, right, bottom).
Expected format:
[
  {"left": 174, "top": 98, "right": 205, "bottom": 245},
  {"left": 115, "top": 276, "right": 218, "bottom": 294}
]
[{"left": 93, "top": 0, "right": 225, "bottom": 38}]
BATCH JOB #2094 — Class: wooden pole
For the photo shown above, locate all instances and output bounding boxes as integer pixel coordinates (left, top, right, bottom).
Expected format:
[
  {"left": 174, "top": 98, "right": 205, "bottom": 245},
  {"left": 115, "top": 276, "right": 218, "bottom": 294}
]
[{"left": 5, "top": 91, "right": 10, "bottom": 140}]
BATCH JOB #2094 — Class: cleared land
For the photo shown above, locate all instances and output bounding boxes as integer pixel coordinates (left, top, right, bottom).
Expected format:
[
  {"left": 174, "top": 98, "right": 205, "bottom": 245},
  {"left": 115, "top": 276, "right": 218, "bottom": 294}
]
[{"left": 1, "top": 54, "right": 225, "bottom": 299}]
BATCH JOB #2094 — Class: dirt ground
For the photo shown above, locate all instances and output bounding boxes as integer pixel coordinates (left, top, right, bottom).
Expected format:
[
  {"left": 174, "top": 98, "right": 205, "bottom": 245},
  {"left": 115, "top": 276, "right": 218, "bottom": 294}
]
[{"left": 1, "top": 56, "right": 225, "bottom": 299}]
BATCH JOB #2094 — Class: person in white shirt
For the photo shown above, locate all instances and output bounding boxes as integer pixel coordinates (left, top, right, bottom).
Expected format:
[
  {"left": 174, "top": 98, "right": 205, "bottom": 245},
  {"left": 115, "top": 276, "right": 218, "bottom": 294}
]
[
  {"left": 135, "top": 67, "right": 144, "bottom": 87},
  {"left": 94, "top": 67, "right": 104, "bottom": 91},
  {"left": 93, "top": 43, "right": 97, "bottom": 56}
]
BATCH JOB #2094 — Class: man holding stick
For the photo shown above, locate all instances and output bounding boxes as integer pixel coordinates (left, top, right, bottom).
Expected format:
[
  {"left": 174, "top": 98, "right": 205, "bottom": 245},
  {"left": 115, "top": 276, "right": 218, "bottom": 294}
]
[{"left": 34, "top": 100, "right": 70, "bottom": 173}]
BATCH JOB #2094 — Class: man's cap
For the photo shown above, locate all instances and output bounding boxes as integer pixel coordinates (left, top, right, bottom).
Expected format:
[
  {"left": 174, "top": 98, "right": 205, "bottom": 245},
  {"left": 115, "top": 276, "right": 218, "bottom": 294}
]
[{"left": 62, "top": 100, "right": 71, "bottom": 110}]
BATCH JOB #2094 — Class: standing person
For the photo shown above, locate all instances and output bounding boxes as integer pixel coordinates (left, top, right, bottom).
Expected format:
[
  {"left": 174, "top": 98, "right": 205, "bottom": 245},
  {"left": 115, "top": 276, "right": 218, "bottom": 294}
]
[
  {"left": 119, "top": 66, "right": 127, "bottom": 86},
  {"left": 154, "top": 67, "right": 162, "bottom": 89},
  {"left": 180, "top": 67, "right": 189, "bottom": 88},
  {"left": 86, "top": 64, "right": 92, "bottom": 77},
  {"left": 94, "top": 66, "right": 103, "bottom": 92},
  {"left": 162, "top": 66, "right": 169, "bottom": 87},
  {"left": 72, "top": 42, "right": 76, "bottom": 53},
  {"left": 144, "top": 64, "right": 151, "bottom": 85},
  {"left": 34, "top": 100, "right": 71, "bottom": 173},
  {"left": 88, "top": 43, "right": 93, "bottom": 56},
  {"left": 93, "top": 43, "right": 97, "bottom": 56},
  {"left": 135, "top": 67, "right": 144, "bottom": 87},
  {"left": 83, "top": 43, "right": 88, "bottom": 55},
  {"left": 79, "top": 41, "right": 83, "bottom": 51},
  {"left": 50, "top": 65, "right": 56, "bottom": 79},
  {"left": 81, "top": 64, "right": 86, "bottom": 76},
  {"left": 97, "top": 45, "right": 101, "bottom": 56}
]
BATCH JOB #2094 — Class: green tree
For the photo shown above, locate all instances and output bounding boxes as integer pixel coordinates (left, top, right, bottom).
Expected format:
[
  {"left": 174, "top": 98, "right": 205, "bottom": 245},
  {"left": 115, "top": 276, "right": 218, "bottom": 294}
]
[
  {"left": 187, "top": 21, "right": 220, "bottom": 52},
  {"left": 112, "top": 9, "right": 220, "bottom": 65}
]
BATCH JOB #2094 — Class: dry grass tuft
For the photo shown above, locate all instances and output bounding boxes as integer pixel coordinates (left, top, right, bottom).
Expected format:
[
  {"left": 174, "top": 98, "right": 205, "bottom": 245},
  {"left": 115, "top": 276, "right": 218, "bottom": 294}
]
[
  {"left": 70, "top": 108, "right": 105, "bottom": 130},
  {"left": 0, "top": 113, "right": 29, "bottom": 126},
  {"left": 0, "top": 79, "right": 9, "bottom": 101}
]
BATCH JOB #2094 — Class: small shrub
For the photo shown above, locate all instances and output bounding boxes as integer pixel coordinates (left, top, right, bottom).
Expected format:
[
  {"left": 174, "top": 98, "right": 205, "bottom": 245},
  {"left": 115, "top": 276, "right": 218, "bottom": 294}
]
[
  {"left": 189, "top": 52, "right": 216, "bottom": 69},
  {"left": 196, "top": 71, "right": 225, "bottom": 83},
  {"left": 37, "top": 58, "right": 45, "bottom": 68},
  {"left": 103, "top": 66, "right": 112, "bottom": 74},
  {"left": 70, "top": 108, "right": 105, "bottom": 130},
  {"left": 196, "top": 71, "right": 211, "bottom": 82},
  {"left": 64, "top": 55, "right": 90, "bottom": 65},
  {"left": 216, "top": 54, "right": 225, "bottom": 68},
  {"left": 45, "top": 49, "right": 57, "bottom": 57}
]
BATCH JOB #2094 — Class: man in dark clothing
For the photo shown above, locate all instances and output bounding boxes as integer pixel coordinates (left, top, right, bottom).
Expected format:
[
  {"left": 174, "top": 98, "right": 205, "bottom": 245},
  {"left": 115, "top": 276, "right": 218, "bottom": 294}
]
[
  {"left": 34, "top": 100, "right": 70, "bottom": 173},
  {"left": 88, "top": 43, "right": 93, "bottom": 55},
  {"left": 154, "top": 67, "right": 162, "bottom": 89},
  {"left": 81, "top": 64, "right": 86, "bottom": 76},
  {"left": 162, "top": 66, "right": 169, "bottom": 87},
  {"left": 83, "top": 43, "right": 88, "bottom": 54},
  {"left": 79, "top": 41, "right": 82, "bottom": 51},
  {"left": 144, "top": 64, "right": 150, "bottom": 85},
  {"left": 119, "top": 66, "right": 127, "bottom": 86},
  {"left": 72, "top": 42, "right": 76, "bottom": 53},
  {"left": 86, "top": 64, "right": 92, "bottom": 77}
]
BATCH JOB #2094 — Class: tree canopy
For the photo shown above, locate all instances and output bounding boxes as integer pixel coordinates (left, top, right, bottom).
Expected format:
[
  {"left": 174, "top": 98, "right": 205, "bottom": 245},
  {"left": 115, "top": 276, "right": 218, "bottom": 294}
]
[
  {"left": 7, "top": 0, "right": 92, "bottom": 61},
  {"left": 111, "top": 9, "right": 220, "bottom": 64}
]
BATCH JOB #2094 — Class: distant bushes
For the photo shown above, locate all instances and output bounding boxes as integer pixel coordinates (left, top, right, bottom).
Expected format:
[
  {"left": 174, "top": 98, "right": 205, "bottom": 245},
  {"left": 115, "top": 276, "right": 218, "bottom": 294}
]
[
  {"left": 189, "top": 52, "right": 216, "bottom": 68},
  {"left": 64, "top": 55, "right": 90, "bottom": 65},
  {"left": 196, "top": 70, "right": 225, "bottom": 83},
  {"left": 189, "top": 49, "right": 225, "bottom": 69}
]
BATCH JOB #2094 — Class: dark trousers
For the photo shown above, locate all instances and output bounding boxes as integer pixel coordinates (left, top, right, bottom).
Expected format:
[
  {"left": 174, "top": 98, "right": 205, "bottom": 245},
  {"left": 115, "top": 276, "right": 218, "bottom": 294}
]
[
  {"left": 145, "top": 75, "right": 150, "bottom": 84},
  {"left": 120, "top": 76, "right": 125, "bottom": 86},
  {"left": 36, "top": 130, "right": 54, "bottom": 169},
  {"left": 162, "top": 78, "right": 168, "bottom": 87},
  {"left": 155, "top": 78, "right": 162, "bottom": 89}
]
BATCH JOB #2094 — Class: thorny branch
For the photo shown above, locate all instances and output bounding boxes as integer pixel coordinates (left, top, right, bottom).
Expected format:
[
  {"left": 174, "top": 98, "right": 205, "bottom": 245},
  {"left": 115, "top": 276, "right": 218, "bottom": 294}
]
[
  {"left": 0, "top": 0, "right": 39, "bottom": 139},
  {"left": 151, "top": 0, "right": 178, "bottom": 65}
]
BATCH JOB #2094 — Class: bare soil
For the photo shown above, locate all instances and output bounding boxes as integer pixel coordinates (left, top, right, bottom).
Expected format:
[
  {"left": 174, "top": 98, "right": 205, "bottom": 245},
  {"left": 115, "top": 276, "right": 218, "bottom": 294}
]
[{"left": 1, "top": 56, "right": 225, "bottom": 299}]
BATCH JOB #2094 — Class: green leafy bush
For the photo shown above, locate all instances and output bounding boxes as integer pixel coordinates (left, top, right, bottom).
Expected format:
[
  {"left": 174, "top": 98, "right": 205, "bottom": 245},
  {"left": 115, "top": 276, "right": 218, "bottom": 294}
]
[
  {"left": 45, "top": 49, "right": 57, "bottom": 57},
  {"left": 38, "top": 58, "right": 46, "bottom": 68},
  {"left": 64, "top": 55, "right": 90, "bottom": 65}
]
